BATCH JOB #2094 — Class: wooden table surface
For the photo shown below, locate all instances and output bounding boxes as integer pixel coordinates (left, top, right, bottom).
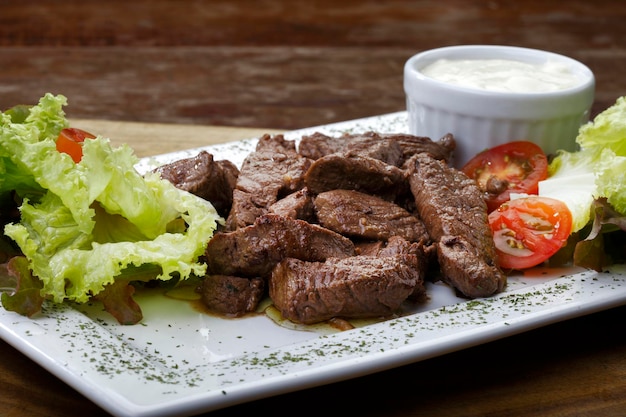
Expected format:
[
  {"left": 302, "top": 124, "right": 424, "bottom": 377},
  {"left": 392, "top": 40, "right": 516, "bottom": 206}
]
[{"left": 2, "top": 1, "right": 626, "bottom": 416}]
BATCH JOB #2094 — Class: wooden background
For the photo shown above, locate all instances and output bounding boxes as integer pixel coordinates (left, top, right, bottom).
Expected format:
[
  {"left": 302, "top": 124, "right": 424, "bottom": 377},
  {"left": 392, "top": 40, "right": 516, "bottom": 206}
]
[
  {"left": 2, "top": 1, "right": 626, "bottom": 416},
  {"left": 2, "top": 1, "right": 626, "bottom": 128}
]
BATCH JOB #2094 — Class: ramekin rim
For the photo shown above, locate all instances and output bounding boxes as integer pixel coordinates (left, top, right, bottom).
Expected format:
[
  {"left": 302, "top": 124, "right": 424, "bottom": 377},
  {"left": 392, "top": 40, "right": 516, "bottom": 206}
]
[{"left": 404, "top": 44, "right": 595, "bottom": 98}]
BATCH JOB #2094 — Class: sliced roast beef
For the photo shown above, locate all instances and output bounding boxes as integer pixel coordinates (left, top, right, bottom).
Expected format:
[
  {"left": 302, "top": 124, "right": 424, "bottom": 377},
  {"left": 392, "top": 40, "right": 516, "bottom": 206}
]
[
  {"left": 298, "top": 131, "right": 455, "bottom": 166},
  {"left": 342, "top": 134, "right": 404, "bottom": 166},
  {"left": 205, "top": 213, "right": 356, "bottom": 278},
  {"left": 304, "top": 154, "right": 408, "bottom": 200},
  {"left": 354, "top": 235, "right": 433, "bottom": 268},
  {"left": 268, "top": 187, "right": 316, "bottom": 221},
  {"left": 314, "top": 189, "right": 429, "bottom": 243},
  {"left": 269, "top": 254, "right": 424, "bottom": 324},
  {"left": 199, "top": 275, "right": 265, "bottom": 317},
  {"left": 154, "top": 151, "right": 239, "bottom": 216},
  {"left": 354, "top": 240, "right": 385, "bottom": 256},
  {"left": 407, "top": 153, "right": 506, "bottom": 298},
  {"left": 392, "top": 132, "right": 456, "bottom": 166},
  {"left": 298, "top": 132, "right": 347, "bottom": 160},
  {"left": 256, "top": 132, "right": 297, "bottom": 153},
  {"left": 225, "top": 134, "right": 312, "bottom": 230},
  {"left": 375, "top": 235, "right": 431, "bottom": 300}
]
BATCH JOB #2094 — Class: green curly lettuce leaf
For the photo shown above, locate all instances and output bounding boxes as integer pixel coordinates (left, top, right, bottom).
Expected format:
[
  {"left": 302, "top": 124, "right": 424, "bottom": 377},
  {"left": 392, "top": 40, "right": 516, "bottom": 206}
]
[
  {"left": 540, "top": 96, "right": 626, "bottom": 231},
  {"left": 539, "top": 96, "right": 626, "bottom": 270},
  {"left": 1, "top": 94, "right": 221, "bottom": 321},
  {"left": 577, "top": 96, "right": 626, "bottom": 155}
]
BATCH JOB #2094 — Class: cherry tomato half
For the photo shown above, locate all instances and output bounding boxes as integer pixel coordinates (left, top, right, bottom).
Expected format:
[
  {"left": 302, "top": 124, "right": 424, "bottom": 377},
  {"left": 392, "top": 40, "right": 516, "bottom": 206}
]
[
  {"left": 462, "top": 141, "right": 548, "bottom": 212},
  {"left": 489, "top": 196, "right": 572, "bottom": 270},
  {"left": 56, "top": 127, "right": 96, "bottom": 163}
]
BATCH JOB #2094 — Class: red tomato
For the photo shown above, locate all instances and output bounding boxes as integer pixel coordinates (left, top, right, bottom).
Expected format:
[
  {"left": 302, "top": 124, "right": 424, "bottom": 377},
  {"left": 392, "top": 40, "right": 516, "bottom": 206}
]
[
  {"left": 489, "top": 196, "right": 572, "bottom": 270},
  {"left": 56, "top": 128, "right": 96, "bottom": 163},
  {"left": 462, "top": 141, "right": 548, "bottom": 212}
]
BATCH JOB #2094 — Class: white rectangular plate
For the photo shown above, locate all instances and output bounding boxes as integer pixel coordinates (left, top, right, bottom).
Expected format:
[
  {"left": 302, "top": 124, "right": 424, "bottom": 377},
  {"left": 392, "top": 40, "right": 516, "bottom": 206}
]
[{"left": 2, "top": 112, "right": 626, "bottom": 417}]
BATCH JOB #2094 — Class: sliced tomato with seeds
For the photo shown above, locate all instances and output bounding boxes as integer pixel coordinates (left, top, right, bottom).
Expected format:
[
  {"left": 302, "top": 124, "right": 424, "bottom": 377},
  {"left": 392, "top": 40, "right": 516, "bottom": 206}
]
[
  {"left": 56, "top": 127, "right": 96, "bottom": 163},
  {"left": 462, "top": 141, "right": 548, "bottom": 212},
  {"left": 489, "top": 196, "right": 572, "bottom": 270}
]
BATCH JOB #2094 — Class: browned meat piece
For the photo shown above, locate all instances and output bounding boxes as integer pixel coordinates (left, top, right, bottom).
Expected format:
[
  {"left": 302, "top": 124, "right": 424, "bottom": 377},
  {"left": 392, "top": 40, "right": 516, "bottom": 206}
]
[
  {"left": 354, "top": 237, "right": 429, "bottom": 262},
  {"left": 226, "top": 189, "right": 261, "bottom": 230},
  {"left": 205, "top": 214, "right": 356, "bottom": 278},
  {"left": 225, "top": 134, "right": 312, "bottom": 230},
  {"left": 314, "top": 189, "right": 429, "bottom": 243},
  {"left": 377, "top": 234, "right": 430, "bottom": 265},
  {"left": 268, "top": 187, "right": 316, "bottom": 221},
  {"left": 199, "top": 275, "right": 265, "bottom": 317},
  {"left": 298, "top": 132, "right": 346, "bottom": 160},
  {"left": 354, "top": 240, "right": 385, "bottom": 256},
  {"left": 304, "top": 154, "right": 408, "bottom": 200},
  {"left": 154, "top": 150, "right": 239, "bottom": 216},
  {"left": 256, "top": 132, "right": 297, "bottom": 153},
  {"left": 342, "top": 134, "right": 404, "bottom": 166},
  {"left": 375, "top": 235, "right": 431, "bottom": 300},
  {"left": 392, "top": 132, "right": 456, "bottom": 167},
  {"left": 298, "top": 131, "right": 455, "bottom": 166},
  {"left": 269, "top": 254, "right": 424, "bottom": 324},
  {"left": 407, "top": 153, "right": 506, "bottom": 298}
]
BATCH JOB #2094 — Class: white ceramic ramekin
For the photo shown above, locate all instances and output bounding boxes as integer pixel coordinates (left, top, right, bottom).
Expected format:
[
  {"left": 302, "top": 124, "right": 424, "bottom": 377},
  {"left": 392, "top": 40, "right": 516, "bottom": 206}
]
[{"left": 404, "top": 45, "right": 595, "bottom": 167}]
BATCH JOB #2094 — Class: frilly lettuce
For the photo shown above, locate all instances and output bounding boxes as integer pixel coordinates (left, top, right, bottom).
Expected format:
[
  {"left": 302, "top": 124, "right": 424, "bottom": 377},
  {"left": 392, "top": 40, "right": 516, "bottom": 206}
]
[
  {"left": 577, "top": 96, "right": 626, "bottom": 155},
  {"left": 538, "top": 96, "right": 626, "bottom": 269},
  {"left": 540, "top": 96, "right": 626, "bottom": 231},
  {"left": 596, "top": 150, "right": 626, "bottom": 216},
  {"left": 576, "top": 95, "right": 626, "bottom": 218},
  {"left": 1, "top": 94, "right": 221, "bottom": 323}
]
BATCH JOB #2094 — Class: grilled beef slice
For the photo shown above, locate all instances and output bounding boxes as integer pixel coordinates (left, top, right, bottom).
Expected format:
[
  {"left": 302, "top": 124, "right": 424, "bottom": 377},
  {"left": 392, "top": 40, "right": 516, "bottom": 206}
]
[
  {"left": 270, "top": 254, "right": 424, "bottom": 324},
  {"left": 407, "top": 153, "right": 506, "bottom": 298},
  {"left": 375, "top": 235, "right": 431, "bottom": 300},
  {"left": 256, "top": 132, "right": 297, "bottom": 153},
  {"left": 154, "top": 150, "right": 239, "bottom": 216},
  {"left": 268, "top": 187, "right": 316, "bottom": 221},
  {"left": 298, "top": 131, "right": 455, "bottom": 166},
  {"left": 394, "top": 132, "right": 456, "bottom": 167},
  {"left": 199, "top": 275, "right": 265, "bottom": 317},
  {"left": 298, "top": 132, "right": 352, "bottom": 160},
  {"left": 314, "top": 189, "right": 429, "bottom": 243},
  {"left": 304, "top": 154, "right": 408, "bottom": 200},
  {"left": 225, "top": 134, "right": 312, "bottom": 230},
  {"left": 340, "top": 134, "right": 404, "bottom": 166},
  {"left": 205, "top": 214, "right": 356, "bottom": 278}
]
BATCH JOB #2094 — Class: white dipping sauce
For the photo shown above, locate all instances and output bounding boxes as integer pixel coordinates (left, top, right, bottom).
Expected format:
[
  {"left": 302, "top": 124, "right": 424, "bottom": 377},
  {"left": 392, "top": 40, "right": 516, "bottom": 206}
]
[{"left": 420, "top": 58, "right": 582, "bottom": 93}]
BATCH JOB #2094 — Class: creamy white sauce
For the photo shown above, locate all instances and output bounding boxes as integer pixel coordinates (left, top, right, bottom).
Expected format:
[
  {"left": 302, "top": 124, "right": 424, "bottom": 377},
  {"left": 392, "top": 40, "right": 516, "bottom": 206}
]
[{"left": 420, "top": 58, "right": 582, "bottom": 93}]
